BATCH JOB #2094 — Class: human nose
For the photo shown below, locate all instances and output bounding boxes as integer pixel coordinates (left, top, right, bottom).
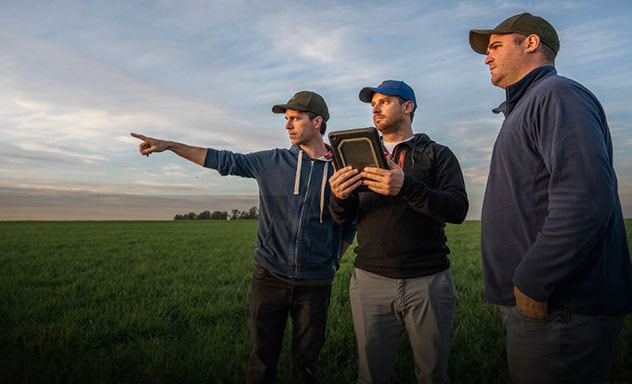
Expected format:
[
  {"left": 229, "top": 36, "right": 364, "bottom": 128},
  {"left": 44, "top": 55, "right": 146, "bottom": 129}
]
[{"left": 484, "top": 53, "right": 493, "bottom": 65}]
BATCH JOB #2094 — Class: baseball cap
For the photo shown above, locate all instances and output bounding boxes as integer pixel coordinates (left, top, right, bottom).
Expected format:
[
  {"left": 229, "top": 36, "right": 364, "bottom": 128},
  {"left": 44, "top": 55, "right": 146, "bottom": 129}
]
[
  {"left": 359, "top": 80, "right": 417, "bottom": 111},
  {"left": 272, "top": 91, "right": 329, "bottom": 121},
  {"left": 469, "top": 12, "right": 559, "bottom": 55}
]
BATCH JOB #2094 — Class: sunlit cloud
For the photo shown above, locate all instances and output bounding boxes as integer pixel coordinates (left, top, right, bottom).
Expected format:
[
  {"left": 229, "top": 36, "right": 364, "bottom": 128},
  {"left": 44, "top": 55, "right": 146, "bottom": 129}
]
[{"left": 1, "top": 0, "right": 630, "bottom": 219}]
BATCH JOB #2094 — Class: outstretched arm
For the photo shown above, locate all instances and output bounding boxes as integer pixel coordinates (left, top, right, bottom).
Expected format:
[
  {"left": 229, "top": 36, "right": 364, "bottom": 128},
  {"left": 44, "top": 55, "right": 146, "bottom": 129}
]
[{"left": 130, "top": 132, "right": 207, "bottom": 166}]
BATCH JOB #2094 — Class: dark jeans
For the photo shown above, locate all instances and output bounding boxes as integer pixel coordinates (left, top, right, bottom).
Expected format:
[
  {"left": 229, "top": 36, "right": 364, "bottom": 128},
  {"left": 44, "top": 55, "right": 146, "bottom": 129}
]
[
  {"left": 500, "top": 305, "right": 625, "bottom": 384},
  {"left": 247, "top": 264, "right": 332, "bottom": 384}
]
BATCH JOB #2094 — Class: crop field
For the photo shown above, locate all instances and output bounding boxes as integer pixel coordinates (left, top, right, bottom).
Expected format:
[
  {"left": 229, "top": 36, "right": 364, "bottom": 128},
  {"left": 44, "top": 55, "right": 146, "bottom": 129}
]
[{"left": 1, "top": 220, "right": 631, "bottom": 383}]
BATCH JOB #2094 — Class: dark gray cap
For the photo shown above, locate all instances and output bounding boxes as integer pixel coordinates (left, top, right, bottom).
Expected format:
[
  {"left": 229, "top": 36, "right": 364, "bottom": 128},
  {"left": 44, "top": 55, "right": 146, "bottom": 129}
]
[
  {"left": 469, "top": 13, "right": 559, "bottom": 55},
  {"left": 272, "top": 91, "right": 329, "bottom": 121}
]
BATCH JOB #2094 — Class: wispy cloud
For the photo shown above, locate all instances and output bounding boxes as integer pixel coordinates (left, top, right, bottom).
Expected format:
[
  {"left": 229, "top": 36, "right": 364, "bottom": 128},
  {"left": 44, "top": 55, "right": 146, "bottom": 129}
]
[{"left": 1, "top": 0, "right": 631, "bottom": 219}]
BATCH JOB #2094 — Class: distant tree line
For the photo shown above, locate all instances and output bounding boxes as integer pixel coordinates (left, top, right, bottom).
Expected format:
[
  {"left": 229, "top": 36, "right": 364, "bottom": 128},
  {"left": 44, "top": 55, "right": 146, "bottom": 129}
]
[{"left": 174, "top": 206, "right": 258, "bottom": 221}]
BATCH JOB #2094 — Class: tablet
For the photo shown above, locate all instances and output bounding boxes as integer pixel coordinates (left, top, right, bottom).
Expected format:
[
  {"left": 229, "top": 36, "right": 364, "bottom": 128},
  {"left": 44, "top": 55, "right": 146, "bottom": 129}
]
[{"left": 328, "top": 127, "right": 387, "bottom": 171}]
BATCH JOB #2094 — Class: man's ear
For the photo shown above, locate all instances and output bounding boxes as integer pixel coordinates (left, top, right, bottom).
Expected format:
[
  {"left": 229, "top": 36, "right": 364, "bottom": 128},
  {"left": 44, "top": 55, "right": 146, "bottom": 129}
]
[
  {"left": 404, "top": 100, "right": 415, "bottom": 114},
  {"left": 313, "top": 115, "right": 323, "bottom": 130},
  {"left": 525, "top": 34, "right": 541, "bottom": 53}
]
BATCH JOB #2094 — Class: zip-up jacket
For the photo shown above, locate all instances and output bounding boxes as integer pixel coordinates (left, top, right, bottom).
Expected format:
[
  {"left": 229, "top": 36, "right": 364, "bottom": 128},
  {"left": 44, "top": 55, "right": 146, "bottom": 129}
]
[
  {"left": 329, "top": 134, "right": 468, "bottom": 279},
  {"left": 481, "top": 65, "right": 632, "bottom": 315},
  {"left": 204, "top": 145, "right": 355, "bottom": 280}
]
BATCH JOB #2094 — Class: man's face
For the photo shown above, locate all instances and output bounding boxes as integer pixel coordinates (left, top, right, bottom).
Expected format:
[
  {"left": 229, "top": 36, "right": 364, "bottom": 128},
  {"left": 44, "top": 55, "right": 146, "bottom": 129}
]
[
  {"left": 484, "top": 33, "right": 529, "bottom": 89},
  {"left": 370, "top": 93, "right": 411, "bottom": 134},
  {"left": 284, "top": 109, "right": 321, "bottom": 147}
]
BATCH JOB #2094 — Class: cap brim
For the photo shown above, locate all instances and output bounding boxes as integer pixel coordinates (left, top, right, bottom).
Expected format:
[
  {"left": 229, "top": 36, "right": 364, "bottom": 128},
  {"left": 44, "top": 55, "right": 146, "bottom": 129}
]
[
  {"left": 272, "top": 104, "right": 309, "bottom": 114},
  {"left": 359, "top": 87, "right": 376, "bottom": 103},
  {"left": 469, "top": 29, "right": 495, "bottom": 54},
  {"left": 359, "top": 86, "right": 402, "bottom": 102},
  {"left": 359, "top": 86, "right": 409, "bottom": 103}
]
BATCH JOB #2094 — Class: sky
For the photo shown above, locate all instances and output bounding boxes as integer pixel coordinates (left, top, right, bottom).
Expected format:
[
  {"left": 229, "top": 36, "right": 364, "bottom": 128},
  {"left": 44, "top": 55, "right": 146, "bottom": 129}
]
[{"left": 1, "top": 0, "right": 631, "bottom": 220}]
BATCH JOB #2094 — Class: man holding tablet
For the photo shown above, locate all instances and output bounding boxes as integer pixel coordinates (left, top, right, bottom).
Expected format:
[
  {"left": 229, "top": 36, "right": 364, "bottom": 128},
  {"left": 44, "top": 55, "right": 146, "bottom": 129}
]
[{"left": 328, "top": 80, "right": 468, "bottom": 383}]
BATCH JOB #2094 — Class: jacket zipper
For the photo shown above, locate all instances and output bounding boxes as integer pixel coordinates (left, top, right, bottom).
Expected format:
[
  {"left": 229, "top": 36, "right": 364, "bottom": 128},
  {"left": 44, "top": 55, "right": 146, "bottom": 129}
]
[{"left": 294, "top": 159, "right": 315, "bottom": 276}]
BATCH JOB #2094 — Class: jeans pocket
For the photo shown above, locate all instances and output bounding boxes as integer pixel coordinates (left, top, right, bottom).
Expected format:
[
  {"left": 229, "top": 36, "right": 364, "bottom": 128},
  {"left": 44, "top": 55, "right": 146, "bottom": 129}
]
[
  {"left": 254, "top": 264, "right": 273, "bottom": 279},
  {"left": 510, "top": 305, "right": 558, "bottom": 324},
  {"left": 444, "top": 269, "right": 458, "bottom": 303}
]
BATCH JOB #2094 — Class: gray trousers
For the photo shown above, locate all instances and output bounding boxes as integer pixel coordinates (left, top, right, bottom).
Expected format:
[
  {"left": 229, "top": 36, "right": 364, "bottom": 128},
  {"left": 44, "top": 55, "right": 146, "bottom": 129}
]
[
  {"left": 500, "top": 305, "right": 625, "bottom": 384},
  {"left": 349, "top": 267, "right": 457, "bottom": 384}
]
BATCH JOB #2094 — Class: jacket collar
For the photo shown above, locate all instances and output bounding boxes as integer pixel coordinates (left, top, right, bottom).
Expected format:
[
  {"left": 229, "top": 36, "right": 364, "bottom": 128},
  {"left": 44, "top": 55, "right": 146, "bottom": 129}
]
[
  {"left": 381, "top": 133, "right": 432, "bottom": 150},
  {"left": 493, "top": 65, "right": 557, "bottom": 116},
  {"left": 289, "top": 144, "right": 333, "bottom": 162}
]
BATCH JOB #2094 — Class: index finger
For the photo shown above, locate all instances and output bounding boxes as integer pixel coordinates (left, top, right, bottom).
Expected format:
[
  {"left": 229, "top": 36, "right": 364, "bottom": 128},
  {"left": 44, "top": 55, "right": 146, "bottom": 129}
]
[
  {"left": 130, "top": 132, "right": 147, "bottom": 141},
  {"left": 331, "top": 166, "right": 355, "bottom": 180},
  {"left": 333, "top": 165, "right": 357, "bottom": 176},
  {"left": 362, "top": 166, "right": 387, "bottom": 175}
]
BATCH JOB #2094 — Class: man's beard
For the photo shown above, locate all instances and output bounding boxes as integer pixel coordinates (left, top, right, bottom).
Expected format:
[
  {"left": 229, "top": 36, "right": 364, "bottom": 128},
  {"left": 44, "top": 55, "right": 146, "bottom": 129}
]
[{"left": 374, "top": 113, "right": 405, "bottom": 134}]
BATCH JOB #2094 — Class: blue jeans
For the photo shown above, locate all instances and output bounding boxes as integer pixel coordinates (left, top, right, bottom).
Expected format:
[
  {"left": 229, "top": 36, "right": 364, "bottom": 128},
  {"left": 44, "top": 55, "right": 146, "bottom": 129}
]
[
  {"left": 247, "top": 264, "right": 332, "bottom": 384},
  {"left": 349, "top": 268, "right": 457, "bottom": 384},
  {"left": 499, "top": 305, "right": 625, "bottom": 384}
]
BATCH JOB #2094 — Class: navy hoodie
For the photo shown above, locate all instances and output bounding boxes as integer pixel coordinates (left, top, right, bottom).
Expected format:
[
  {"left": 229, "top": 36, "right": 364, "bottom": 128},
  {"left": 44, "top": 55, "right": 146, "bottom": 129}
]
[{"left": 204, "top": 145, "right": 355, "bottom": 280}]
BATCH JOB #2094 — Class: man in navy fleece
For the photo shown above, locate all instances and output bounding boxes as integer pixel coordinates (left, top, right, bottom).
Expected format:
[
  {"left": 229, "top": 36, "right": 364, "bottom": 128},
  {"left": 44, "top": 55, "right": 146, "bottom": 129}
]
[
  {"left": 469, "top": 12, "right": 632, "bottom": 383},
  {"left": 131, "top": 90, "right": 354, "bottom": 384}
]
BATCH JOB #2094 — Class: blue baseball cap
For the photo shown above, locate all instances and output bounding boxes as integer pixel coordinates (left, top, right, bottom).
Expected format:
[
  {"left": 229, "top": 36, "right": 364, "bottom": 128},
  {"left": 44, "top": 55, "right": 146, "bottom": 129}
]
[{"left": 359, "top": 80, "right": 417, "bottom": 111}]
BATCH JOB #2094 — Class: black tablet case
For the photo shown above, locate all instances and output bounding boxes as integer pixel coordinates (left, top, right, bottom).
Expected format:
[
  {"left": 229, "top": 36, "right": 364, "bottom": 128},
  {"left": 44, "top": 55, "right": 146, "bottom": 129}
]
[{"left": 328, "top": 127, "right": 387, "bottom": 171}]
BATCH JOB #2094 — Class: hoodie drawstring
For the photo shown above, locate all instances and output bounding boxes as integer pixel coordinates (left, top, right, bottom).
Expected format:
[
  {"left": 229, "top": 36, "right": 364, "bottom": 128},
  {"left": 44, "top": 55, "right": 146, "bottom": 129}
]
[
  {"left": 319, "top": 162, "right": 328, "bottom": 223},
  {"left": 293, "top": 150, "right": 303, "bottom": 195},
  {"left": 293, "top": 149, "right": 329, "bottom": 223}
]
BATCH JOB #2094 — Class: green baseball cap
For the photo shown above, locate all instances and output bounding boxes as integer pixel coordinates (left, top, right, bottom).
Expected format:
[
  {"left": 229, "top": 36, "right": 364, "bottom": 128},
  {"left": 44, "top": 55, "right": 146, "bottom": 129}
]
[
  {"left": 272, "top": 91, "right": 329, "bottom": 121},
  {"left": 469, "top": 12, "right": 559, "bottom": 55}
]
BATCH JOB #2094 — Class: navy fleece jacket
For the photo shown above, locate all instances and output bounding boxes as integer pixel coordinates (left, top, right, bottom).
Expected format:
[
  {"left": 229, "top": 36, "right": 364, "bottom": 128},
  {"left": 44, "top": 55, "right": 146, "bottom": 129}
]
[{"left": 481, "top": 66, "right": 632, "bottom": 315}]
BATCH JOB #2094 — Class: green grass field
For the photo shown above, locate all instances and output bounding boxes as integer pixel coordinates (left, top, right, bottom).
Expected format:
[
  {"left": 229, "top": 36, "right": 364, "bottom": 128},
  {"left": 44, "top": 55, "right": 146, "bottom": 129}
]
[{"left": 1, "top": 220, "right": 631, "bottom": 383}]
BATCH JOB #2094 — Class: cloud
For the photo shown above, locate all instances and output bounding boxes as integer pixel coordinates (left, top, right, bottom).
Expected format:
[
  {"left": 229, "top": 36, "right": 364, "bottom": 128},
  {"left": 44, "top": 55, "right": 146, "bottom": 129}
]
[
  {"left": 16, "top": 143, "right": 106, "bottom": 164},
  {"left": 1, "top": 0, "right": 630, "bottom": 219}
]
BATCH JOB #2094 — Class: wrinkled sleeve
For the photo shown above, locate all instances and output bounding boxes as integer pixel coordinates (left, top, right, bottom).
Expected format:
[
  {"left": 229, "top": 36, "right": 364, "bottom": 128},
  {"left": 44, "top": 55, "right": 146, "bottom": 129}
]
[
  {"left": 328, "top": 193, "right": 359, "bottom": 226},
  {"left": 341, "top": 219, "right": 356, "bottom": 244},
  {"left": 204, "top": 148, "right": 274, "bottom": 178},
  {"left": 397, "top": 146, "right": 469, "bottom": 224}
]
